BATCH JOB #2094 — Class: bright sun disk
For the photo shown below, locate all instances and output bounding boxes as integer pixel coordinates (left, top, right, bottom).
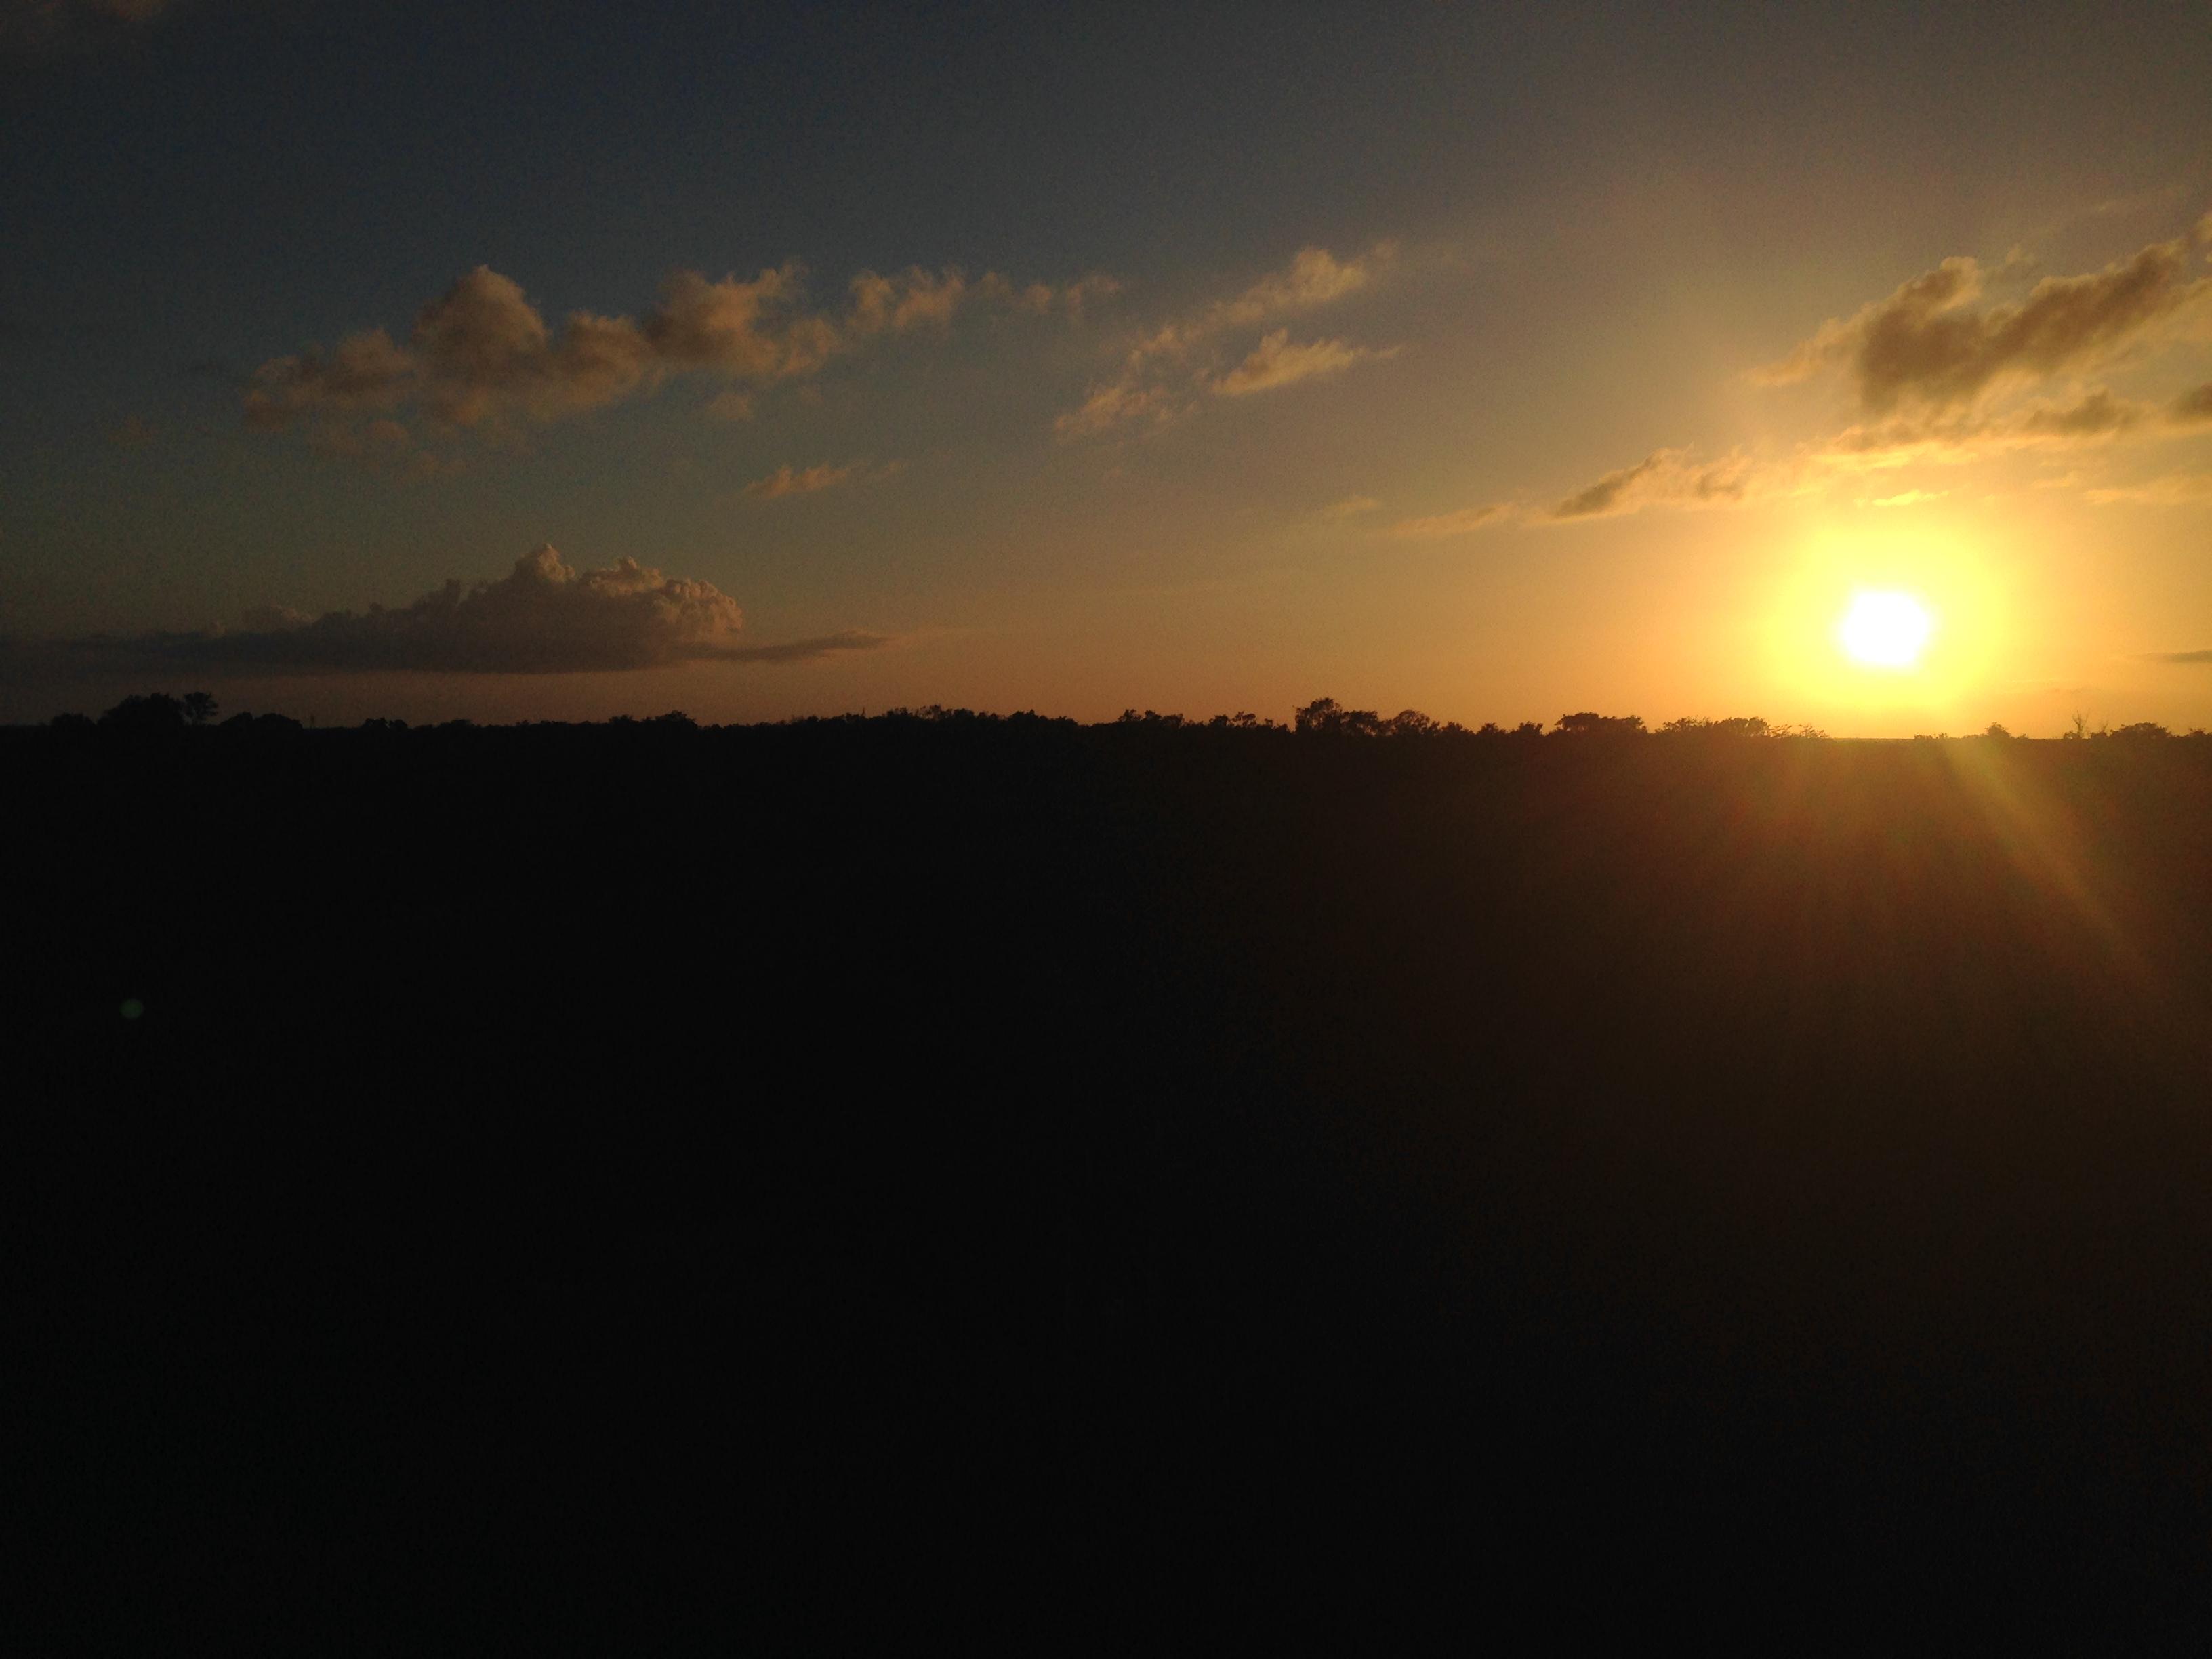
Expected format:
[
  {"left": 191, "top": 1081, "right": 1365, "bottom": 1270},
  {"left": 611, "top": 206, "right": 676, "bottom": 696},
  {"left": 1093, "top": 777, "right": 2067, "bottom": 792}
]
[{"left": 1837, "top": 590, "right": 1934, "bottom": 670}]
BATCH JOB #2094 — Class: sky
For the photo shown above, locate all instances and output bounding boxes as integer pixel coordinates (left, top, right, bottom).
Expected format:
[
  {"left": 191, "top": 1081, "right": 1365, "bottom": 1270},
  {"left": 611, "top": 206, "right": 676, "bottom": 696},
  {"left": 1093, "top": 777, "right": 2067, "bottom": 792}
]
[{"left": 3, "top": 0, "right": 2211, "bottom": 733}]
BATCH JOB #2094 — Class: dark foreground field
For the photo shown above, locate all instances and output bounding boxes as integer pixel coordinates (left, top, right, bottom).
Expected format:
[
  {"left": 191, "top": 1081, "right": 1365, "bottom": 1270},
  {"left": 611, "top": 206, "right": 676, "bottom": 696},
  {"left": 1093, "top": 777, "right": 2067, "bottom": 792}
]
[{"left": 9, "top": 713, "right": 2212, "bottom": 1646}]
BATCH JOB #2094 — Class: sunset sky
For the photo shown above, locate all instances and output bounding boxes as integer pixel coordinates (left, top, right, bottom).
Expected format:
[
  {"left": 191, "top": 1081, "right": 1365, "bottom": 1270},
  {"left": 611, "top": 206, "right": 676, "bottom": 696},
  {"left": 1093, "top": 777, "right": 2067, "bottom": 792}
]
[{"left": 5, "top": 0, "right": 2211, "bottom": 732}]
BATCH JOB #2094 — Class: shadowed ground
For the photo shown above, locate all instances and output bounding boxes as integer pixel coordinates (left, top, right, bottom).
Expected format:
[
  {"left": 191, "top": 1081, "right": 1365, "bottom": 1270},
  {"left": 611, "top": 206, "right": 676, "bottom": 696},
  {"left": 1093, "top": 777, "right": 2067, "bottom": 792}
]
[{"left": 7, "top": 716, "right": 2211, "bottom": 1646}]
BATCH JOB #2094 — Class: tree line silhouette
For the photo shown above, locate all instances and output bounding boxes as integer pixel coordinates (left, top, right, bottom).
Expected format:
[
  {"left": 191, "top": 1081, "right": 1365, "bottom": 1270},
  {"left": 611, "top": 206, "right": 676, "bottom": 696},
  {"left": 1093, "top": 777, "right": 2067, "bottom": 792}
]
[
  {"left": 40, "top": 689, "right": 2207, "bottom": 745},
  {"left": 9, "top": 681, "right": 2212, "bottom": 1645}
]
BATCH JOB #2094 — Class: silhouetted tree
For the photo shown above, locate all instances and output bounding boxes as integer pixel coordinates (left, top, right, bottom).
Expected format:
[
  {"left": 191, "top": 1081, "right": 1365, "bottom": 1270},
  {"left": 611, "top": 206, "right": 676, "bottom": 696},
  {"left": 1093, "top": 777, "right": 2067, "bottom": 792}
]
[
  {"left": 183, "top": 691, "right": 218, "bottom": 727},
  {"left": 1554, "top": 712, "right": 1645, "bottom": 737},
  {"left": 1661, "top": 716, "right": 1769, "bottom": 738},
  {"left": 98, "top": 693, "right": 186, "bottom": 735},
  {"left": 1295, "top": 697, "right": 1384, "bottom": 735}
]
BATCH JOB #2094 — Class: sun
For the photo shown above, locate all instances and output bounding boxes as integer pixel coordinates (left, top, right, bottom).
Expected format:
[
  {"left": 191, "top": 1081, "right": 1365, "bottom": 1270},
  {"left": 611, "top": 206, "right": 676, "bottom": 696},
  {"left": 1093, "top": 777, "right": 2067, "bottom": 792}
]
[{"left": 1837, "top": 590, "right": 1935, "bottom": 670}]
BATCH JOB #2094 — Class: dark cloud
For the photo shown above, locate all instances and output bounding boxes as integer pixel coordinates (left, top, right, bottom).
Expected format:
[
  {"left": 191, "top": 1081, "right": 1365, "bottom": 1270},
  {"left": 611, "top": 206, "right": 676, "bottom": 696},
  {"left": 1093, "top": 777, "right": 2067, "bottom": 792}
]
[
  {"left": 2017, "top": 388, "right": 2144, "bottom": 439},
  {"left": 2172, "top": 382, "right": 2212, "bottom": 424},
  {"left": 1757, "top": 215, "right": 2212, "bottom": 413},
  {"left": 2146, "top": 649, "right": 2212, "bottom": 663},
  {"left": 1551, "top": 447, "right": 1755, "bottom": 520},
  {"left": 15, "top": 546, "right": 891, "bottom": 675}
]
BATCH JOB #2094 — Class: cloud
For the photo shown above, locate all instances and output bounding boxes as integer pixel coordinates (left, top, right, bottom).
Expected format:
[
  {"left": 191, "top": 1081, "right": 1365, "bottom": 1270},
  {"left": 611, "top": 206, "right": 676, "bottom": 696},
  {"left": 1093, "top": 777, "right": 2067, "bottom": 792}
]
[
  {"left": 245, "top": 328, "right": 417, "bottom": 428},
  {"left": 2147, "top": 647, "right": 2212, "bottom": 663},
  {"left": 1317, "top": 495, "right": 1379, "bottom": 521},
  {"left": 718, "top": 630, "right": 893, "bottom": 664},
  {"left": 739, "top": 459, "right": 899, "bottom": 499},
  {"left": 1057, "top": 243, "right": 1396, "bottom": 437},
  {"left": 1053, "top": 380, "right": 1179, "bottom": 439},
  {"left": 107, "top": 414, "right": 158, "bottom": 447},
  {"left": 1211, "top": 331, "right": 1390, "bottom": 397},
  {"left": 1863, "top": 489, "right": 1946, "bottom": 508},
  {"left": 1550, "top": 447, "right": 1758, "bottom": 520},
  {"left": 1816, "top": 384, "right": 2207, "bottom": 469},
  {"left": 1385, "top": 502, "right": 1513, "bottom": 538},
  {"left": 15, "top": 546, "right": 891, "bottom": 675},
  {"left": 1755, "top": 216, "right": 2212, "bottom": 413},
  {"left": 247, "top": 259, "right": 1113, "bottom": 452},
  {"left": 2084, "top": 472, "right": 2212, "bottom": 507},
  {"left": 2017, "top": 387, "right": 2147, "bottom": 439},
  {"left": 1, "top": 0, "right": 178, "bottom": 49},
  {"left": 1557, "top": 211, "right": 2212, "bottom": 518}
]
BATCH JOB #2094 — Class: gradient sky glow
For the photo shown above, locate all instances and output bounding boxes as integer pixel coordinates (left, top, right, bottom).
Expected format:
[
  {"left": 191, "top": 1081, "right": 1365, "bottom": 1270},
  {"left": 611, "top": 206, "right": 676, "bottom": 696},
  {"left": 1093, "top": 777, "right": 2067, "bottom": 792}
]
[{"left": 5, "top": 0, "right": 2211, "bottom": 731}]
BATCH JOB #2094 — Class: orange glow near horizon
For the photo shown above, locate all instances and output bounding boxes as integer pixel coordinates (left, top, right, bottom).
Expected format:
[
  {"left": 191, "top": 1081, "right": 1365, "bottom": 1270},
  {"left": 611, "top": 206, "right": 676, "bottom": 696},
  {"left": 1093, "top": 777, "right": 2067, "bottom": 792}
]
[{"left": 1757, "top": 523, "right": 2013, "bottom": 729}]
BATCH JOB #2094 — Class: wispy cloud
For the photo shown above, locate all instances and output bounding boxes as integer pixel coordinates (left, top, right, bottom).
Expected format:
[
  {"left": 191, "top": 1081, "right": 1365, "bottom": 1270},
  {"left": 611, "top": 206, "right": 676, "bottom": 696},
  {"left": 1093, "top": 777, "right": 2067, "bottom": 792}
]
[
  {"left": 1384, "top": 501, "right": 1513, "bottom": 538},
  {"left": 2146, "top": 647, "right": 2212, "bottom": 663},
  {"left": 739, "top": 459, "right": 901, "bottom": 500},
  {"left": 1211, "top": 331, "right": 1391, "bottom": 398},
  {"left": 718, "top": 630, "right": 893, "bottom": 664},
  {"left": 1056, "top": 243, "right": 1397, "bottom": 438},
  {"left": 7, "top": 546, "right": 892, "bottom": 674},
  {"left": 2085, "top": 472, "right": 2212, "bottom": 506},
  {"left": 1551, "top": 447, "right": 1759, "bottom": 520},
  {"left": 1317, "top": 495, "right": 1379, "bottom": 521}
]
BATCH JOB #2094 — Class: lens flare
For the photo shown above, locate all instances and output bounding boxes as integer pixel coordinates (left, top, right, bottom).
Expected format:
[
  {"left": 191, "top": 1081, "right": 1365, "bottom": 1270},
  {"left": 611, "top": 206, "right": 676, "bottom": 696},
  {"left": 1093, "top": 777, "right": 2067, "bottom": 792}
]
[{"left": 1837, "top": 590, "right": 1933, "bottom": 670}]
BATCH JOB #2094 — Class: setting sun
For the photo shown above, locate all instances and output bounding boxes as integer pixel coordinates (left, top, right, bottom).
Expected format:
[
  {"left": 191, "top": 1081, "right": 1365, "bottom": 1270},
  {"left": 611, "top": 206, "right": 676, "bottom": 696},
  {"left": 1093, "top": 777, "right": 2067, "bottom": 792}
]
[{"left": 1838, "top": 590, "right": 1936, "bottom": 670}]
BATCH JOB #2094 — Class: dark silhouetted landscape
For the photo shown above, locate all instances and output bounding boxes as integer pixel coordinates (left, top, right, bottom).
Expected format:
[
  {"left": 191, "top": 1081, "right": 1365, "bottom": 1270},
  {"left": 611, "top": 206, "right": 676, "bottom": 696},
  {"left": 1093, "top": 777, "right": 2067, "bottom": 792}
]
[{"left": 10, "top": 702, "right": 2212, "bottom": 1645}]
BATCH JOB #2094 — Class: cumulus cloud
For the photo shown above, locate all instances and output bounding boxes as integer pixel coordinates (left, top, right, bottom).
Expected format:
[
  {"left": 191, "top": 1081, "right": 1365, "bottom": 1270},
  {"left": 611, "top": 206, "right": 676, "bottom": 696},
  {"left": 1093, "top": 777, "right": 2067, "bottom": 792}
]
[
  {"left": 1057, "top": 243, "right": 1396, "bottom": 437},
  {"left": 1755, "top": 216, "right": 2212, "bottom": 413},
  {"left": 247, "top": 259, "right": 1113, "bottom": 453},
  {"left": 1557, "top": 211, "right": 2212, "bottom": 520},
  {"left": 1211, "top": 331, "right": 1390, "bottom": 397},
  {"left": 740, "top": 459, "right": 901, "bottom": 500},
  {"left": 20, "top": 546, "right": 892, "bottom": 674}
]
